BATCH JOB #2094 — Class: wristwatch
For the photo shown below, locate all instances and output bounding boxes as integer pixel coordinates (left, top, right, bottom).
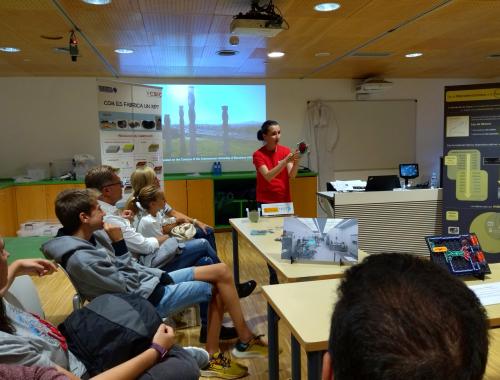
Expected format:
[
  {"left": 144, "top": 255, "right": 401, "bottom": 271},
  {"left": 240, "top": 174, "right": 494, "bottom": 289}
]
[{"left": 150, "top": 343, "right": 168, "bottom": 362}]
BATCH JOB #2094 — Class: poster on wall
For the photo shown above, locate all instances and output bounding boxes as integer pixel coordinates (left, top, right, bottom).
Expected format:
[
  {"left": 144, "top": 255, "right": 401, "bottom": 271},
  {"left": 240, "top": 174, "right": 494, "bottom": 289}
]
[
  {"left": 443, "top": 83, "right": 500, "bottom": 262},
  {"left": 97, "top": 81, "right": 163, "bottom": 195}
]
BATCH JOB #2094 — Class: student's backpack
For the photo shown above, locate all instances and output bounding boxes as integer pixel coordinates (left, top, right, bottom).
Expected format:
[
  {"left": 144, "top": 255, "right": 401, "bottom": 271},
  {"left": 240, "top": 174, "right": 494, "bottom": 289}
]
[{"left": 59, "top": 293, "right": 162, "bottom": 376}]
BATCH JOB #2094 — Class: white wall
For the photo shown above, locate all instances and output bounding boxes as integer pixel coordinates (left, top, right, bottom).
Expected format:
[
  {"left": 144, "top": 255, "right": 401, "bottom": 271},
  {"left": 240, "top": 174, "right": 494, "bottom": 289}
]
[{"left": 0, "top": 76, "right": 490, "bottom": 180}]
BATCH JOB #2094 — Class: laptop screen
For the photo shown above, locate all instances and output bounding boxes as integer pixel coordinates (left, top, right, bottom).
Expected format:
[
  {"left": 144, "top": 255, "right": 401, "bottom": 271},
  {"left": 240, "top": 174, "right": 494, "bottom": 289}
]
[{"left": 365, "top": 175, "right": 401, "bottom": 191}]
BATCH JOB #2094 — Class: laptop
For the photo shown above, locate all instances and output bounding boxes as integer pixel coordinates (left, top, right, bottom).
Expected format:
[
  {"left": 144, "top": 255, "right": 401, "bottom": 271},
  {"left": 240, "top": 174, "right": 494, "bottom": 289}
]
[{"left": 365, "top": 175, "right": 401, "bottom": 191}]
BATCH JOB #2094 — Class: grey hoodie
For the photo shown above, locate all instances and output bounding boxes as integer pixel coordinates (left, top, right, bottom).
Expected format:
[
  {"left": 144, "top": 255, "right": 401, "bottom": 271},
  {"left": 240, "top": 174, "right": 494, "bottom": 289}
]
[{"left": 42, "top": 234, "right": 163, "bottom": 301}]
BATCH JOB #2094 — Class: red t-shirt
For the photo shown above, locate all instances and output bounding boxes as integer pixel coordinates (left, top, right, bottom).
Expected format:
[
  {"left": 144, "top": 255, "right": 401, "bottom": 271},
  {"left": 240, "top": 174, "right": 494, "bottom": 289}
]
[{"left": 253, "top": 144, "right": 291, "bottom": 203}]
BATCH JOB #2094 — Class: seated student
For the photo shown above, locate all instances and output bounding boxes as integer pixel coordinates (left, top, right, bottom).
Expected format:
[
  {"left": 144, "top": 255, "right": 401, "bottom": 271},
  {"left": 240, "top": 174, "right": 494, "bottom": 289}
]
[
  {"left": 0, "top": 236, "right": 200, "bottom": 380},
  {"left": 322, "top": 253, "right": 489, "bottom": 380},
  {"left": 134, "top": 184, "right": 234, "bottom": 343},
  {"left": 85, "top": 165, "right": 256, "bottom": 299},
  {"left": 43, "top": 189, "right": 268, "bottom": 379},
  {"left": 127, "top": 166, "right": 217, "bottom": 250}
]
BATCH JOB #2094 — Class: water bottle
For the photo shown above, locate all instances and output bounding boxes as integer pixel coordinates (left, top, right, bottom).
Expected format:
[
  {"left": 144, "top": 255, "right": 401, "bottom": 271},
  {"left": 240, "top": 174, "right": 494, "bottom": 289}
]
[
  {"left": 430, "top": 172, "right": 438, "bottom": 189},
  {"left": 217, "top": 161, "right": 222, "bottom": 175},
  {"left": 212, "top": 162, "right": 217, "bottom": 175}
]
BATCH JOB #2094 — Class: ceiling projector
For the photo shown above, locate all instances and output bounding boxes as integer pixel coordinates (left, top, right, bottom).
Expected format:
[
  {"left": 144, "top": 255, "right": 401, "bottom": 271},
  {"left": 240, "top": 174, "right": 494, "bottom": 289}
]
[
  {"left": 356, "top": 78, "right": 393, "bottom": 94},
  {"left": 230, "top": 17, "right": 284, "bottom": 37},
  {"left": 230, "top": 0, "right": 286, "bottom": 37}
]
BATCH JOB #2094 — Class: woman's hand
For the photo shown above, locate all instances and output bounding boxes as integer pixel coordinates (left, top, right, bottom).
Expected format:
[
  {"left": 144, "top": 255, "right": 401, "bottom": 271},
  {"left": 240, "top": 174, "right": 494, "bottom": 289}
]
[
  {"left": 11, "top": 259, "right": 58, "bottom": 277},
  {"left": 153, "top": 324, "right": 176, "bottom": 351}
]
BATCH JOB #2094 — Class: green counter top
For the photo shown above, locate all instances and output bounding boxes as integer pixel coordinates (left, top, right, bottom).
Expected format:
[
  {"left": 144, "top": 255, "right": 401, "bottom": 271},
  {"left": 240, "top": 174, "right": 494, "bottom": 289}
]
[
  {"left": 0, "top": 170, "right": 317, "bottom": 188},
  {"left": 0, "top": 178, "right": 83, "bottom": 189}
]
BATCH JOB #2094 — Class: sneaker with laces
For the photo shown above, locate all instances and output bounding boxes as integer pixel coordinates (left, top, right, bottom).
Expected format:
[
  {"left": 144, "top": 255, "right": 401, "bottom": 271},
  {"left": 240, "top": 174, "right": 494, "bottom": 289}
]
[
  {"left": 200, "top": 352, "right": 248, "bottom": 379},
  {"left": 231, "top": 334, "right": 268, "bottom": 359},
  {"left": 183, "top": 346, "right": 210, "bottom": 369}
]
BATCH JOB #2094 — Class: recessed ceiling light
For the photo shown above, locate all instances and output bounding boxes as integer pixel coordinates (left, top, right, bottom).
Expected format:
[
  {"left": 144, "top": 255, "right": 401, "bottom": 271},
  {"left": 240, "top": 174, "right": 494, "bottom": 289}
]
[
  {"left": 82, "top": 0, "right": 111, "bottom": 4},
  {"left": 0, "top": 47, "right": 21, "bottom": 53},
  {"left": 315, "top": 52, "right": 331, "bottom": 57},
  {"left": 268, "top": 51, "right": 285, "bottom": 58},
  {"left": 115, "top": 48, "right": 134, "bottom": 54},
  {"left": 405, "top": 52, "right": 423, "bottom": 58},
  {"left": 314, "top": 3, "right": 341, "bottom": 12}
]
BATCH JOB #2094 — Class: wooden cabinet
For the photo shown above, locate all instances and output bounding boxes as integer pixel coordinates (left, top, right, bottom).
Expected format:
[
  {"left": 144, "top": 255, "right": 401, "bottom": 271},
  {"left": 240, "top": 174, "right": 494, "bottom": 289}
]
[
  {"left": 45, "top": 183, "right": 84, "bottom": 220},
  {"left": 0, "top": 187, "right": 18, "bottom": 236},
  {"left": 15, "top": 185, "right": 47, "bottom": 226},
  {"left": 291, "top": 176, "right": 318, "bottom": 217},
  {"left": 187, "top": 179, "right": 215, "bottom": 227},
  {"left": 163, "top": 180, "right": 188, "bottom": 215},
  {"left": 15, "top": 183, "right": 85, "bottom": 227}
]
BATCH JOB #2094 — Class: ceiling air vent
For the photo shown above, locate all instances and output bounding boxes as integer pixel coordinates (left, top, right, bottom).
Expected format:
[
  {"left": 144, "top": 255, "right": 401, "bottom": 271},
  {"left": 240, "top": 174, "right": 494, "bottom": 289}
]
[
  {"left": 351, "top": 51, "right": 392, "bottom": 57},
  {"left": 216, "top": 49, "right": 239, "bottom": 56}
]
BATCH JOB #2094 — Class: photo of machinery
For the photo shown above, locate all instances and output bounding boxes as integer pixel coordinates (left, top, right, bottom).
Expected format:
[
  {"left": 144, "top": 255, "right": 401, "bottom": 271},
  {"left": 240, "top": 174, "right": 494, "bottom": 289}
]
[{"left": 281, "top": 217, "right": 358, "bottom": 264}]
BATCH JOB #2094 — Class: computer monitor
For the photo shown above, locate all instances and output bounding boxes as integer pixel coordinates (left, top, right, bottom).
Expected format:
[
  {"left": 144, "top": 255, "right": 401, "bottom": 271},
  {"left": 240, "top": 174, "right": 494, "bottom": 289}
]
[{"left": 399, "top": 163, "right": 419, "bottom": 187}]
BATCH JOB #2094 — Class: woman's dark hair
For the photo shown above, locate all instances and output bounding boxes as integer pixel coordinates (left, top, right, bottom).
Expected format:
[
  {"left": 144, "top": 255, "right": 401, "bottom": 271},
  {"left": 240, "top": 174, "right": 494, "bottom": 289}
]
[
  {"left": 0, "top": 299, "right": 15, "bottom": 334},
  {"left": 257, "top": 120, "right": 279, "bottom": 141}
]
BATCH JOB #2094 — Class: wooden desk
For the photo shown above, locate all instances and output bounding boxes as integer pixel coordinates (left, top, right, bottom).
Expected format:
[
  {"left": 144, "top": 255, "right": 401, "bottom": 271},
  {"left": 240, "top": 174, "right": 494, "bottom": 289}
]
[
  {"left": 262, "top": 263, "right": 500, "bottom": 380},
  {"left": 229, "top": 217, "right": 364, "bottom": 284}
]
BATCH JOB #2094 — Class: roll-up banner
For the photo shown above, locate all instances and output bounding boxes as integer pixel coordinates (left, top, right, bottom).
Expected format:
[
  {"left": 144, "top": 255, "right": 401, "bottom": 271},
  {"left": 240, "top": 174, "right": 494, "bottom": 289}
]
[
  {"left": 443, "top": 83, "right": 500, "bottom": 262},
  {"left": 97, "top": 81, "right": 163, "bottom": 193}
]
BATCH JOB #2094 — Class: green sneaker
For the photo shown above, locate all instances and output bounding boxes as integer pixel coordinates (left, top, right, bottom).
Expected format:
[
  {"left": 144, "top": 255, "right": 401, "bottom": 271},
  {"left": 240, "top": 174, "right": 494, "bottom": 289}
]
[
  {"left": 200, "top": 352, "right": 248, "bottom": 379},
  {"left": 231, "top": 334, "right": 268, "bottom": 359}
]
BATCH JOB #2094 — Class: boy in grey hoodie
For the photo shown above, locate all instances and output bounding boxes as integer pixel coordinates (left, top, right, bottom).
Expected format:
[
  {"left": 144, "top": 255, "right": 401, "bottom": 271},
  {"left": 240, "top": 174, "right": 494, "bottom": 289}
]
[{"left": 43, "top": 188, "right": 268, "bottom": 378}]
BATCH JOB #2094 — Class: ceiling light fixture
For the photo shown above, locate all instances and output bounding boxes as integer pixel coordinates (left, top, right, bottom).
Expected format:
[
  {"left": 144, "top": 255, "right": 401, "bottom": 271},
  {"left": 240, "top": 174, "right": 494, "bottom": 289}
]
[
  {"left": 0, "top": 47, "right": 21, "bottom": 53},
  {"left": 314, "top": 3, "right": 341, "bottom": 12},
  {"left": 405, "top": 52, "right": 423, "bottom": 58},
  {"left": 115, "top": 48, "right": 134, "bottom": 54},
  {"left": 268, "top": 51, "right": 285, "bottom": 58},
  {"left": 82, "top": 0, "right": 111, "bottom": 4}
]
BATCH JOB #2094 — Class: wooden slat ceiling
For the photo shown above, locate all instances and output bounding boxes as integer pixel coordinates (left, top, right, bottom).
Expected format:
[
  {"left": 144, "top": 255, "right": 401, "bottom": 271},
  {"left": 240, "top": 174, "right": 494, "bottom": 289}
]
[{"left": 0, "top": 0, "right": 498, "bottom": 78}]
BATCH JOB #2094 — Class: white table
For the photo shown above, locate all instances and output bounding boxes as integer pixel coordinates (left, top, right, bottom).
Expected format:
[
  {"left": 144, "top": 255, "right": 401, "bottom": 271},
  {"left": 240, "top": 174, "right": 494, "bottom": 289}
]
[{"left": 262, "top": 263, "right": 500, "bottom": 380}]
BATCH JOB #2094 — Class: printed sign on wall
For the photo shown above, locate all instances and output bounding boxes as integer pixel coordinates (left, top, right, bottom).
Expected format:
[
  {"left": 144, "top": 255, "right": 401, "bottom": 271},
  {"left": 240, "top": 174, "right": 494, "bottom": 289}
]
[
  {"left": 443, "top": 83, "right": 500, "bottom": 262},
  {"left": 97, "top": 81, "right": 163, "bottom": 194}
]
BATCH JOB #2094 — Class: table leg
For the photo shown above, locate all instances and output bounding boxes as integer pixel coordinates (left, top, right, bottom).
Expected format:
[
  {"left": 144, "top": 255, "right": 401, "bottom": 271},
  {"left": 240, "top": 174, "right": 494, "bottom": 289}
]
[
  {"left": 291, "top": 335, "right": 301, "bottom": 380},
  {"left": 268, "top": 303, "right": 280, "bottom": 380},
  {"left": 231, "top": 228, "right": 240, "bottom": 285},
  {"left": 307, "top": 350, "right": 323, "bottom": 380}
]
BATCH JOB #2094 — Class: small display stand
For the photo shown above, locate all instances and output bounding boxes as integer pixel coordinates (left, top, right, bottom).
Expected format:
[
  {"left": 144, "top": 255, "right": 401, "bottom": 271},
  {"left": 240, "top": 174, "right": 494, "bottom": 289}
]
[{"left": 425, "top": 233, "right": 491, "bottom": 278}]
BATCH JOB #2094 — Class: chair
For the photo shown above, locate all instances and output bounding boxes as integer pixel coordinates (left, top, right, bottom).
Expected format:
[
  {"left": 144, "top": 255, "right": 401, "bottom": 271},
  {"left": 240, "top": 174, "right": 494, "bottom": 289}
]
[
  {"left": 4, "top": 275, "right": 45, "bottom": 318},
  {"left": 57, "top": 263, "right": 86, "bottom": 310}
]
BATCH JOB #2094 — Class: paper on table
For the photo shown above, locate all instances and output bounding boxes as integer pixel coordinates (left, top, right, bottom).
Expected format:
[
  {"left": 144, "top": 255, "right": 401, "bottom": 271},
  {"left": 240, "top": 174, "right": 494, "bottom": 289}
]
[{"left": 468, "top": 282, "right": 500, "bottom": 306}]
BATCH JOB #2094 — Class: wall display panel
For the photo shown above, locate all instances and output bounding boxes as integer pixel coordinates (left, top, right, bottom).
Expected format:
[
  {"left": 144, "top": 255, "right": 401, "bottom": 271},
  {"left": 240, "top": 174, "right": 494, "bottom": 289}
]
[{"left": 442, "top": 83, "right": 500, "bottom": 262}]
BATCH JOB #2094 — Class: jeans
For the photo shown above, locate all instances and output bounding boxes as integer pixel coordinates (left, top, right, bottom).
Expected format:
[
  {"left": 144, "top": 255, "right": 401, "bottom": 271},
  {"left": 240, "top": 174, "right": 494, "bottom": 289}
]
[
  {"left": 161, "top": 238, "right": 219, "bottom": 325},
  {"left": 155, "top": 267, "right": 212, "bottom": 318},
  {"left": 194, "top": 226, "right": 217, "bottom": 252}
]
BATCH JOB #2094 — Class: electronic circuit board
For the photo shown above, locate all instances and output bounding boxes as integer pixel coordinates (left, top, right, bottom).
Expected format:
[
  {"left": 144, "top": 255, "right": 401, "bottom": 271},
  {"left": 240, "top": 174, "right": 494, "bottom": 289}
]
[{"left": 425, "top": 233, "right": 490, "bottom": 277}]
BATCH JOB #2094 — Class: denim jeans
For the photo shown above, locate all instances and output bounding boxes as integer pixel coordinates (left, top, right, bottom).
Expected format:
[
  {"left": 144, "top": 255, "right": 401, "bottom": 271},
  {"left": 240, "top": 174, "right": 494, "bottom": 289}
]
[
  {"left": 194, "top": 226, "right": 217, "bottom": 252},
  {"left": 161, "top": 238, "right": 219, "bottom": 325},
  {"left": 155, "top": 267, "right": 212, "bottom": 318}
]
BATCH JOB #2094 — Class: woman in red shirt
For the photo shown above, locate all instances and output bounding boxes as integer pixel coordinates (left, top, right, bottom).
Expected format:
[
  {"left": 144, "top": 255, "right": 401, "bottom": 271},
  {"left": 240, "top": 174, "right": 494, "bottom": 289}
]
[
  {"left": 253, "top": 120, "right": 300, "bottom": 204},
  {"left": 252, "top": 120, "right": 300, "bottom": 284}
]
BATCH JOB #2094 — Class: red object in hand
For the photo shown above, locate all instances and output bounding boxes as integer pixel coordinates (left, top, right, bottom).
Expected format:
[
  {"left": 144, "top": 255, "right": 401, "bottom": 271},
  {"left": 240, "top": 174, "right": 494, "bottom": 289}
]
[{"left": 298, "top": 141, "right": 308, "bottom": 154}]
